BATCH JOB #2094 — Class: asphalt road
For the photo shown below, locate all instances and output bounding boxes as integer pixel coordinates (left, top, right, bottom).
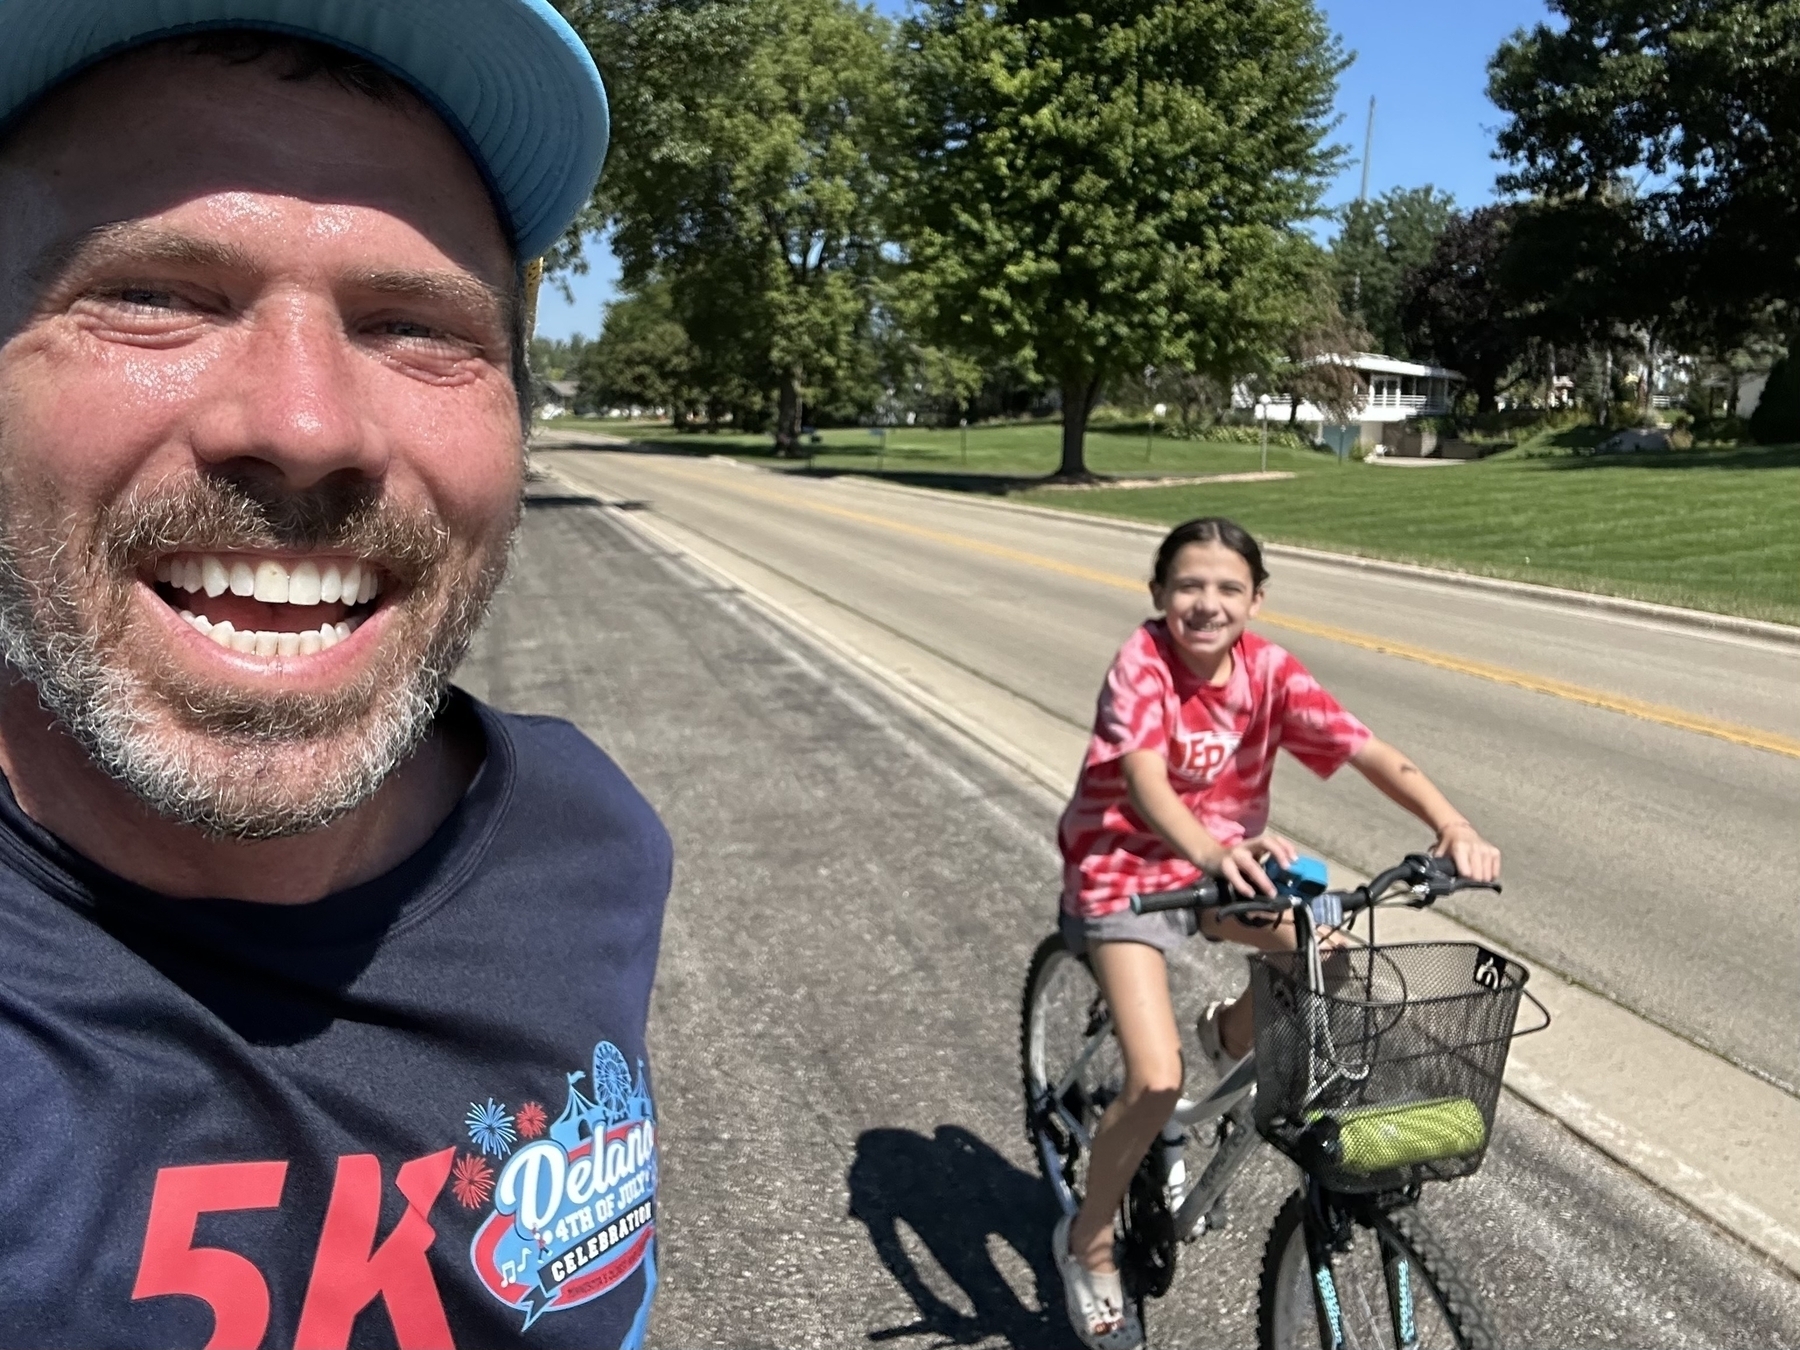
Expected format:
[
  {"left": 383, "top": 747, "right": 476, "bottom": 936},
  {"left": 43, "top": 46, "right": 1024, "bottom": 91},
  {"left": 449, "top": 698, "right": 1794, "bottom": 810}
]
[
  {"left": 536, "top": 447, "right": 1800, "bottom": 1097},
  {"left": 455, "top": 487, "right": 1800, "bottom": 1348}
]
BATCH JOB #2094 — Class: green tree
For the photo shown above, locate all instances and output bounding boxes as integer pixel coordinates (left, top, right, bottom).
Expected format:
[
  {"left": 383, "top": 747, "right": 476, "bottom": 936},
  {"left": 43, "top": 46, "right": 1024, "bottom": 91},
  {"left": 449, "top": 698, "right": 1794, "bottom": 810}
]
[
  {"left": 572, "top": 0, "right": 895, "bottom": 451},
  {"left": 897, "top": 0, "right": 1344, "bottom": 478},
  {"left": 1329, "top": 186, "right": 1456, "bottom": 357},
  {"left": 1750, "top": 357, "right": 1800, "bottom": 444},
  {"left": 1490, "top": 0, "right": 1800, "bottom": 348},
  {"left": 578, "top": 281, "right": 700, "bottom": 419},
  {"left": 529, "top": 335, "right": 594, "bottom": 384},
  {"left": 1400, "top": 206, "right": 1530, "bottom": 415}
]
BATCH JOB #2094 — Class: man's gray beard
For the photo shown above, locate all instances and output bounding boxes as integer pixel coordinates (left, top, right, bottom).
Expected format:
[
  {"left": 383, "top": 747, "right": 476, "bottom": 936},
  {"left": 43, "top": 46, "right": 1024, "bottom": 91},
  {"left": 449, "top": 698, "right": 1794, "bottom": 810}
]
[{"left": 0, "top": 478, "right": 514, "bottom": 841}]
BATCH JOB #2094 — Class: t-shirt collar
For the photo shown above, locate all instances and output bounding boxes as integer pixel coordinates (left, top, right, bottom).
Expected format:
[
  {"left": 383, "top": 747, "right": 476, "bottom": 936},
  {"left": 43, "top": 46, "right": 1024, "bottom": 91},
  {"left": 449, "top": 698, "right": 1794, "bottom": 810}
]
[{"left": 0, "top": 687, "right": 513, "bottom": 949}]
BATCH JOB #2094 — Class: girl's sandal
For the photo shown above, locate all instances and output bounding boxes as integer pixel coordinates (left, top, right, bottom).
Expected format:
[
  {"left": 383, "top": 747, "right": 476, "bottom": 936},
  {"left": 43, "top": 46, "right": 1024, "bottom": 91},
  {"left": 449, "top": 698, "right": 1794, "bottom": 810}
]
[{"left": 1053, "top": 1214, "right": 1145, "bottom": 1350}]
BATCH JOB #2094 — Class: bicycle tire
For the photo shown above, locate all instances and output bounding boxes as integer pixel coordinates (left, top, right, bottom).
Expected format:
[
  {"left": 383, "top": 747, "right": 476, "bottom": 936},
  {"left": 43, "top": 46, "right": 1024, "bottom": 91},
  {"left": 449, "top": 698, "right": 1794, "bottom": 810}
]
[
  {"left": 1020, "top": 932, "right": 1120, "bottom": 1207},
  {"left": 1257, "top": 1189, "right": 1498, "bottom": 1350}
]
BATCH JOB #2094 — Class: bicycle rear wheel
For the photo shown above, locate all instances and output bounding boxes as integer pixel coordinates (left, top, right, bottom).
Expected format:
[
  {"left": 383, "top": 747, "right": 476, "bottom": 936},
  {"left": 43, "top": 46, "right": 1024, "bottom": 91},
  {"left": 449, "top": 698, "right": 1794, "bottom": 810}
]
[
  {"left": 1257, "top": 1189, "right": 1497, "bottom": 1350},
  {"left": 1021, "top": 933, "right": 1121, "bottom": 1212}
]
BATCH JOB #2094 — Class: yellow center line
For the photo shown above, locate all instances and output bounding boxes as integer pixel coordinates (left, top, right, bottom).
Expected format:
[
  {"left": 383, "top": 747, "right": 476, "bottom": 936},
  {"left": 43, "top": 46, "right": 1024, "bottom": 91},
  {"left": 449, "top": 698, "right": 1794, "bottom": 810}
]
[{"left": 639, "top": 460, "right": 1800, "bottom": 761}]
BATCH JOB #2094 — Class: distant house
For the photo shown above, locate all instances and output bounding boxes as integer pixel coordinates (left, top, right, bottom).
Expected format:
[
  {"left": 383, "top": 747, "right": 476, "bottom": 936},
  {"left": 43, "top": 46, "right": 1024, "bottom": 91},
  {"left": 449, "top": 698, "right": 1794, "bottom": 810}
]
[
  {"left": 1240, "top": 353, "right": 1461, "bottom": 451},
  {"left": 533, "top": 376, "right": 581, "bottom": 419}
]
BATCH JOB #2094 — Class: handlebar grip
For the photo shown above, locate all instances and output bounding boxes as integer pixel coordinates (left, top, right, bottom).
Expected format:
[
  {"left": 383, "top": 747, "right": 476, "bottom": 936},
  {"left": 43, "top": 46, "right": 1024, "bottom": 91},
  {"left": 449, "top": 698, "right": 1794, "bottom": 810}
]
[
  {"left": 1129, "top": 878, "right": 1221, "bottom": 914},
  {"left": 1416, "top": 851, "right": 1503, "bottom": 891}
]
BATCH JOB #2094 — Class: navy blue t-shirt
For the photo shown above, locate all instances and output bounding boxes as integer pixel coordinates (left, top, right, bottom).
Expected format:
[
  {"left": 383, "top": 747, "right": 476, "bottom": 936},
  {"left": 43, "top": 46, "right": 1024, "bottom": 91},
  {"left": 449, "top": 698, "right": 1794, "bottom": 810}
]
[{"left": 0, "top": 692, "right": 671, "bottom": 1349}]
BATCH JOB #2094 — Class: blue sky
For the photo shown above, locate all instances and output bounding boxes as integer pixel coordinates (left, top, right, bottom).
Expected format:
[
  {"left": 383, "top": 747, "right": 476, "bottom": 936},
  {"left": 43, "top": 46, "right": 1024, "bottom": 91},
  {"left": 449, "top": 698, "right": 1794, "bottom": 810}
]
[{"left": 534, "top": 0, "right": 1557, "bottom": 341}]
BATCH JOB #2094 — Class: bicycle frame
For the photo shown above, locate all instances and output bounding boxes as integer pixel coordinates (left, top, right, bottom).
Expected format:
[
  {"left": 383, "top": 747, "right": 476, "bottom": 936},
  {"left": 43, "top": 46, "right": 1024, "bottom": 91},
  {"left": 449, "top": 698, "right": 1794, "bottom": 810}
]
[
  {"left": 1030, "top": 863, "right": 1527, "bottom": 1345},
  {"left": 1036, "top": 895, "right": 1337, "bottom": 1232}
]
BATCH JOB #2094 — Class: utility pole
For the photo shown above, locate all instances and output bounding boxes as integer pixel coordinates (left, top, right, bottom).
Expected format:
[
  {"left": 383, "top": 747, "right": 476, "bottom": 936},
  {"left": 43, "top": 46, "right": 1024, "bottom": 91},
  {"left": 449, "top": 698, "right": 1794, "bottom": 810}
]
[
  {"left": 1352, "top": 96, "right": 1375, "bottom": 314},
  {"left": 1359, "top": 96, "right": 1375, "bottom": 205}
]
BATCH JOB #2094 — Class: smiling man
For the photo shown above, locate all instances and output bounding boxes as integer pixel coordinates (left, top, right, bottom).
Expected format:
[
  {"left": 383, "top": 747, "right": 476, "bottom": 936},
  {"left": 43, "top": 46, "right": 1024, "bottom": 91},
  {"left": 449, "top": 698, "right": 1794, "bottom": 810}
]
[{"left": 0, "top": 4, "right": 669, "bottom": 1348}]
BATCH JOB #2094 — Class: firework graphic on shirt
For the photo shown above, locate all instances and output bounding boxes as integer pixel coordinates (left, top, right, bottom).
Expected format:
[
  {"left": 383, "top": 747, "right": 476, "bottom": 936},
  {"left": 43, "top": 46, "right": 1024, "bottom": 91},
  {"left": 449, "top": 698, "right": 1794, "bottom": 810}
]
[
  {"left": 453, "top": 1154, "right": 496, "bottom": 1209},
  {"left": 516, "top": 1100, "right": 549, "bottom": 1139},
  {"left": 466, "top": 1098, "right": 517, "bottom": 1157}
]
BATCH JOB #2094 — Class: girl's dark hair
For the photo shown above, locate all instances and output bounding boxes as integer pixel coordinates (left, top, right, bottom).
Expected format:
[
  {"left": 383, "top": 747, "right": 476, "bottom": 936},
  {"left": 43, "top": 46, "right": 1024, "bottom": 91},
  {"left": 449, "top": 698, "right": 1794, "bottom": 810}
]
[{"left": 1152, "top": 517, "right": 1269, "bottom": 589}]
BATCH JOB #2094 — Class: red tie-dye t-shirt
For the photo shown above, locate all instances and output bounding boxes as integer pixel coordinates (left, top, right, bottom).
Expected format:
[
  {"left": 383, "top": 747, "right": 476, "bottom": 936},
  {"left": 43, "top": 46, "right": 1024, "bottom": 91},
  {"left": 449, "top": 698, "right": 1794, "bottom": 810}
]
[{"left": 1058, "top": 621, "right": 1370, "bottom": 918}]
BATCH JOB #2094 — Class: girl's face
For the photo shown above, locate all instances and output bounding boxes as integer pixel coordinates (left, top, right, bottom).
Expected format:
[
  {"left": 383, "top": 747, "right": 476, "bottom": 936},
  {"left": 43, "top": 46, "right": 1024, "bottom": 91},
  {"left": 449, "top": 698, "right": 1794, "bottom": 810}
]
[{"left": 1151, "top": 541, "right": 1263, "bottom": 673}]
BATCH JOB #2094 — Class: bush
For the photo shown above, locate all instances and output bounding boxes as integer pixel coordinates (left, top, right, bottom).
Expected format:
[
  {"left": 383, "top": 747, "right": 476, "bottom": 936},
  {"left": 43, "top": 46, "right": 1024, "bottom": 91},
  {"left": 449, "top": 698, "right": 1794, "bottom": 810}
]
[
  {"left": 1691, "top": 413, "right": 1749, "bottom": 445},
  {"left": 1750, "top": 358, "right": 1800, "bottom": 445},
  {"left": 1415, "top": 408, "right": 1575, "bottom": 440},
  {"left": 1184, "top": 422, "right": 1312, "bottom": 450}
]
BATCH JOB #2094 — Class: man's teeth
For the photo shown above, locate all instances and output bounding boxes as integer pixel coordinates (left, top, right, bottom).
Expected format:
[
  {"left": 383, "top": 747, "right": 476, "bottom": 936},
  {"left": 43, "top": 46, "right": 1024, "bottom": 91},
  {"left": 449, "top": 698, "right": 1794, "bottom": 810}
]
[
  {"left": 155, "top": 555, "right": 379, "bottom": 605},
  {"left": 178, "top": 611, "right": 359, "bottom": 655}
]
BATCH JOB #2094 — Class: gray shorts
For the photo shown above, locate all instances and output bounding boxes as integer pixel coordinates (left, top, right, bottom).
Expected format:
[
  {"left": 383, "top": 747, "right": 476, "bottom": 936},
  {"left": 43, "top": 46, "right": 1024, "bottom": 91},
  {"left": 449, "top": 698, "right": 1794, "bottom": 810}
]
[{"left": 1060, "top": 903, "right": 1199, "bottom": 957}]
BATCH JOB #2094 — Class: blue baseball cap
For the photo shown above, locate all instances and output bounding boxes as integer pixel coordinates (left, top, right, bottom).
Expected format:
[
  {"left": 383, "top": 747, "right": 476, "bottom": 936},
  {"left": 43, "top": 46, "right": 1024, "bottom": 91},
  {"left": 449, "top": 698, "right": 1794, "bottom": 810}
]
[{"left": 0, "top": 0, "right": 609, "bottom": 260}]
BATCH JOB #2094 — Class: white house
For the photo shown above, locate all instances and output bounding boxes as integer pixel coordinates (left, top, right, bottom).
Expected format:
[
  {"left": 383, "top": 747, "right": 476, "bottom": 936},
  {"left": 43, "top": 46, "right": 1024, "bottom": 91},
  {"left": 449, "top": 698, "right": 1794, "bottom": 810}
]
[{"left": 1240, "top": 353, "right": 1462, "bottom": 451}]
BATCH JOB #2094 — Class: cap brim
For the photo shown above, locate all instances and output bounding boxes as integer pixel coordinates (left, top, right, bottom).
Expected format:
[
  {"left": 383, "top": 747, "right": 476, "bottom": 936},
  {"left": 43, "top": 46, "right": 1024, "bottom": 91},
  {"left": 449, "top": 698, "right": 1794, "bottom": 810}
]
[{"left": 0, "top": 0, "right": 608, "bottom": 259}]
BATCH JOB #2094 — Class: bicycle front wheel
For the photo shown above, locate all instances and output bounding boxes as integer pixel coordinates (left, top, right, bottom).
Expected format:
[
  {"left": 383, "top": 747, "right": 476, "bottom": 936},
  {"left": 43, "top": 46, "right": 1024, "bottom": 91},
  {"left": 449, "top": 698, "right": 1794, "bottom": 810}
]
[
  {"left": 1257, "top": 1189, "right": 1497, "bottom": 1350},
  {"left": 1021, "top": 932, "right": 1122, "bottom": 1213}
]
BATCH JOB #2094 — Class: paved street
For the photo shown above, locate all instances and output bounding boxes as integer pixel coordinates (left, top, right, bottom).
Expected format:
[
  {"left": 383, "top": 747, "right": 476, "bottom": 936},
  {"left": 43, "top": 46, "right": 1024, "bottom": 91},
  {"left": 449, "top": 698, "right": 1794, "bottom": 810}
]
[
  {"left": 455, "top": 487, "right": 1800, "bottom": 1347},
  {"left": 537, "top": 446, "right": 1800, "bottom": 1098}
]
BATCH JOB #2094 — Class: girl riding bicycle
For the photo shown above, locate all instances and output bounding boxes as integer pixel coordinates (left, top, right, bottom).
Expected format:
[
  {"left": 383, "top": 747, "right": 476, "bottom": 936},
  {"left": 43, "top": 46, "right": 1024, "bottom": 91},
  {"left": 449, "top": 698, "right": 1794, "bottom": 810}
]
[{"left": 1052, "top": 516, "right": 1500, "bottom": 1350}]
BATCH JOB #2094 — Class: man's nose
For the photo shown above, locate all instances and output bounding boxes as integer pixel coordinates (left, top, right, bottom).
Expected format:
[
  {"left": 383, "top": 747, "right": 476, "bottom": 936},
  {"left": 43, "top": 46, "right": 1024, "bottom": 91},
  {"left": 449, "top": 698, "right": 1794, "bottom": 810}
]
[{"left": 188, "top": 296, "right": 388, "bottom": 489}]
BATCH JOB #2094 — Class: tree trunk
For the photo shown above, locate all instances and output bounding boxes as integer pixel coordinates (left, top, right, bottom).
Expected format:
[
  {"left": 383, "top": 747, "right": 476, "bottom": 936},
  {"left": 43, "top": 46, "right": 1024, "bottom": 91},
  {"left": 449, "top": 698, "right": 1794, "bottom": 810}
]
[
  {"left": 774, "top": 364, "right": 803, "bottom": 456},
  {"left": 1476, "top": 377, "right": 1498, "bottom": 416},
  {"left": 1056, "top": 376, "right": 1099, "bottom": 479}
]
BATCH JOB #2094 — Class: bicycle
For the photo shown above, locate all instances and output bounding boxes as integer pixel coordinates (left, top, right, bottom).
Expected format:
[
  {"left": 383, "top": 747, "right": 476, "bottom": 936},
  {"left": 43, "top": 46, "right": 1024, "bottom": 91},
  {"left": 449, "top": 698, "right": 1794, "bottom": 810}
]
[{"left": 1021, "top": 853, "right": 1547, "bottom": 1349}]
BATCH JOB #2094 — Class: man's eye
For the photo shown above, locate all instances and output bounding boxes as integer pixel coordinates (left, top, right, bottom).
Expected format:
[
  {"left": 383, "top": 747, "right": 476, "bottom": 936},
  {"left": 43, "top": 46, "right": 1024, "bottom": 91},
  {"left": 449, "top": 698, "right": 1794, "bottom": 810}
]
[
  {"left": 115, "top": 288, "right": 177, "bottom": 309},
  {"left": 383, "top": 320, "right": 443, "bottom": 340}
]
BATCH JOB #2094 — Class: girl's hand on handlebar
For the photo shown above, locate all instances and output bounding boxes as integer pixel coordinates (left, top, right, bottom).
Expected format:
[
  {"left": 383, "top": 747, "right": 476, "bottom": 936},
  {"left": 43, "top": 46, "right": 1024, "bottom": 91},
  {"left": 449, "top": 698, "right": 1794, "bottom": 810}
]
[
  {"left": 1216, "top": 830, "right": 1300, "bottom": 897},
  {"left": 1435, "top": 820, "right": 1500, "bottom": 883}
]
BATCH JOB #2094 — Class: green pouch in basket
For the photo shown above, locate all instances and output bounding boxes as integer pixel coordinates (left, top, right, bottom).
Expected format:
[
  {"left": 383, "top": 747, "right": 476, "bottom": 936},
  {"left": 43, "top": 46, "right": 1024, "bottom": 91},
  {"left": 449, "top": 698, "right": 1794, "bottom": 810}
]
[{"left": 1307, "top": 1096, "right": 1487, "bottom": 1174}]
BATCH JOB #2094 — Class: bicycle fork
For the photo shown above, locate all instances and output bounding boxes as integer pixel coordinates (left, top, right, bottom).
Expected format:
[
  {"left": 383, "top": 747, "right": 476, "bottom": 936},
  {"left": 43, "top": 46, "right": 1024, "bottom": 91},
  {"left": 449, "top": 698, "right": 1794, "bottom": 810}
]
[{"left": 1302, "top": 1184, "right": 1422, "bottom": 1350}]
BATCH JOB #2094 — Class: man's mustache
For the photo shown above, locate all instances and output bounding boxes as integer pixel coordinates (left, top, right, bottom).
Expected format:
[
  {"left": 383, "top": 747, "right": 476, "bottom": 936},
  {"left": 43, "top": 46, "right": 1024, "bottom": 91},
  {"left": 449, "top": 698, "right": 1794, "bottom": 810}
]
[{"left": 96, "top": 474, "right": 449, "bottom": 585}]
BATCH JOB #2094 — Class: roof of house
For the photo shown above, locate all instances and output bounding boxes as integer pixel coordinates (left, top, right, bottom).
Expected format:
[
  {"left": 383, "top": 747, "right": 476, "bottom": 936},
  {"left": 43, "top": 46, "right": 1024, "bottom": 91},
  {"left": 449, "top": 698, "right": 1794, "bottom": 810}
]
[{"left": 1305, "top": 352, "right": 1463, "bottom": 380}]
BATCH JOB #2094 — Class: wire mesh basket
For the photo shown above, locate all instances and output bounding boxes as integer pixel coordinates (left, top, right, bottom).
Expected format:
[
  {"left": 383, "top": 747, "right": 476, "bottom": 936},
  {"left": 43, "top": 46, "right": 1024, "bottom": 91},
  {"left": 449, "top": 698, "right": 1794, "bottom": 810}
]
[{"left": 1249, "top": 941, "right": 1534, "bottom": 1193}]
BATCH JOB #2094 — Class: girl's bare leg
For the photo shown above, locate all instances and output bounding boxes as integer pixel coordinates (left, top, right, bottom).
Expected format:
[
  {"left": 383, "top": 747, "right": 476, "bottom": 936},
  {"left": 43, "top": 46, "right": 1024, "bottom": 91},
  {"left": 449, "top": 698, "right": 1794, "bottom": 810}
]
[
  {"left": 1198, "top": 909, "right": 1340, "bottom": 1058},
  {"left": 1067, "top": 940, "right": 1184, "bottom": 1274}
]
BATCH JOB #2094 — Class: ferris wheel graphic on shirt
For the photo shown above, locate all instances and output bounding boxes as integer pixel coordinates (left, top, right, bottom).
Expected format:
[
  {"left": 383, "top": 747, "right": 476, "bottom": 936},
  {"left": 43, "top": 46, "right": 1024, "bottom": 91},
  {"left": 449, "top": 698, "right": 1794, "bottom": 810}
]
[{"left": 459, "top": 1041, "right": 659, "bottom": 1339}]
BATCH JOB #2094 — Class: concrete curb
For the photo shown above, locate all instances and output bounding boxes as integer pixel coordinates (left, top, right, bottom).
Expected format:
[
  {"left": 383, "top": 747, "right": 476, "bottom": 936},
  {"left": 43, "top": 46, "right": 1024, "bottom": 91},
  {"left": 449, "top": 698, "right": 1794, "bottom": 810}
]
[{"left": 824, "top": 470, "right": 1800, "bottom": 648}]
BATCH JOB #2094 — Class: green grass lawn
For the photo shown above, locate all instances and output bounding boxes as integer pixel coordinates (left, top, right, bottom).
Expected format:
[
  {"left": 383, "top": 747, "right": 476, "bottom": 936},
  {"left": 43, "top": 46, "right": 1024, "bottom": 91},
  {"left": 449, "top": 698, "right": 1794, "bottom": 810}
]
[
  {"left": 545, "top": 417, "right": 1303, "bottom": 478},
  {"left": 542, "top": 418, "right": 1800, "bottom": 624}
]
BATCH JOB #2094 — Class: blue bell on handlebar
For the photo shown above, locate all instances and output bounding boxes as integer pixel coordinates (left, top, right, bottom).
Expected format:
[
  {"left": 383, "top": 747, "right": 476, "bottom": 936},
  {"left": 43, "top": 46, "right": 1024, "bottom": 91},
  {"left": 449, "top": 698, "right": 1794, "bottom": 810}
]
[{"left": 1263, "top": 855, "right": 1329, "bottom": 899}]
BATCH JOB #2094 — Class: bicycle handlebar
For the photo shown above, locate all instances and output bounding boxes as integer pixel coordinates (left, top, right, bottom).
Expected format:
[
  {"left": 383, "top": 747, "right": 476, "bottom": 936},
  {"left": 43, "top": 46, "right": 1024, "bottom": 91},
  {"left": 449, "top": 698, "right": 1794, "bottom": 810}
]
[{"left": 1128, "top": 852, "right": 1500, "bottom": 921}]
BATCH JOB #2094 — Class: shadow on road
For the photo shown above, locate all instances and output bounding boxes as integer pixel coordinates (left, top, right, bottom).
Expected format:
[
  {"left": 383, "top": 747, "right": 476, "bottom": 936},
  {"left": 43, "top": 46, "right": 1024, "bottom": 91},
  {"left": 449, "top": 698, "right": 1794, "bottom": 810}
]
[{"left": 849, "top": 1125, "right": 1079, "bottom": 1349}]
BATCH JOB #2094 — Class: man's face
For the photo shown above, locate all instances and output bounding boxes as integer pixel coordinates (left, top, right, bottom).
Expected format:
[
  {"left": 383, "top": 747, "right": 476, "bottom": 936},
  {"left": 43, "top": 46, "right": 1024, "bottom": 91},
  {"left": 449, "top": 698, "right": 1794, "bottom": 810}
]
[{"left": 0, "top": 46, "right": 523, "bottom": 838}]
